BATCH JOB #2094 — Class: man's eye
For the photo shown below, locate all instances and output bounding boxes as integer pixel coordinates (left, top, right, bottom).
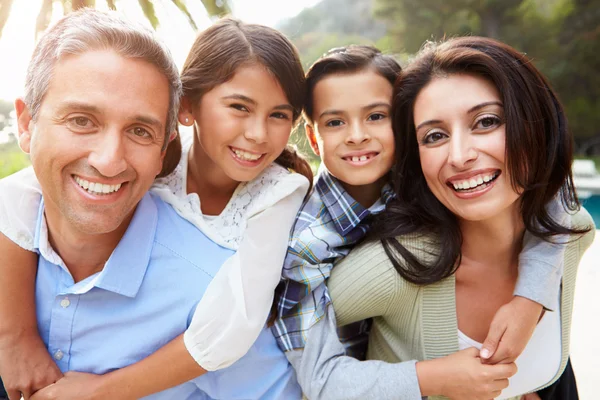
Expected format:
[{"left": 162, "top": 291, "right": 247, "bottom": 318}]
[
  {"left": 132, "top": 127, "right": 151, "bottom": 137},
  {"left": 326, "top": 119, "right": 344, "bottom": 127},
  {"left": 66, "top": 116, "right": 94, "bottom": 130}
]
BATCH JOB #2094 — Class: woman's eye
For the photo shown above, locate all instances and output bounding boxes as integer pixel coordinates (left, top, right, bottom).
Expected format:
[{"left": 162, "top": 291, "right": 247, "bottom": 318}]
[
  {"left": 231, "top": 104, "right": 249, "bottom": 112},
  {"left": 475, "top": 116, "right": 501, "bottom": 130},
  {"left": 368, "top": 113, "right": 386, "bottom": 121},
  {"left": 423, "top": 131, "right": 447, "bottom": 144},
  {"left": 326, "top": 119, "right": 344, "bottom": 127}
]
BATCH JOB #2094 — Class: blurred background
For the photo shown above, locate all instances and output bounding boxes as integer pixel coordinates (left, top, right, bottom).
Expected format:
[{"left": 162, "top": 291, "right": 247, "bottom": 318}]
[{"left": 0, "top": 0, "right": 599, "bottom": 397}]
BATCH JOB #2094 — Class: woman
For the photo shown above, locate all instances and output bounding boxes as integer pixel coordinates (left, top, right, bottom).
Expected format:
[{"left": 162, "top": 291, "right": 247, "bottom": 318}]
[{"left": 327, "top": 36, "right": 594, "bottom": 399}]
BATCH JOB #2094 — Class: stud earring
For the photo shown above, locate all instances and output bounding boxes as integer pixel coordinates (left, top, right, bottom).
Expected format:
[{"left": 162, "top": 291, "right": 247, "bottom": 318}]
[{"left": 184, "top": 117, "right": 189, "bottom": 123}]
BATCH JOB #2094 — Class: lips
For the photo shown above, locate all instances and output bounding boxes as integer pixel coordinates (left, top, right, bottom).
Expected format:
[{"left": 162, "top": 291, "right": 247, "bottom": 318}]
[{"left": 73, "top": 175, "right": 123, "bottom": 195}]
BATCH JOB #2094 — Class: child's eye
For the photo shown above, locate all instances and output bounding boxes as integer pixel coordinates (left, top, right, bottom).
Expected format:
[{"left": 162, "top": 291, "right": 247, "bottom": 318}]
[
  {"left": 271, "top": 112, "right": 291, "bottom": 120},
  {"left": 367, "top": 113, "right": 386, "bottom": 121},
  {"left": 231, "top": 104, "right": 249, "bottom": 112},
  {"left": 474, "top": 115, "right": 502, "bottom": 130},
  {"left": 422, "top": 131, "right": 448, "bottom": 144},
  {"left": 326, "top": 119, "right": 344, "bottom": 127}
]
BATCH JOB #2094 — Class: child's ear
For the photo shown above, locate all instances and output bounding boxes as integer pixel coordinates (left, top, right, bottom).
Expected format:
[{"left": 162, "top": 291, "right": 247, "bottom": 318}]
[
  {"left": 14, "top": 98, "right": 33, "bottom": 153},
  {"left": 305, "top": 123, "right": 320, "bottom": 157},
  {"left": 178, "top": 96, "right": 194, "bottom": 126}
]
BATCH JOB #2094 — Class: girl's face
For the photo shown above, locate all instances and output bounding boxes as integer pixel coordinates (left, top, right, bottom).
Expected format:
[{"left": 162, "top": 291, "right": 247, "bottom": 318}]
[
  {"left": 413, "top": 73, "right": 520, "bottom": 223},
  {"left": 182, "top": 63, "right": 295, "bottom": 183},
  {"left": 307, "top": 69, "right": 395, "bottom": 194}
]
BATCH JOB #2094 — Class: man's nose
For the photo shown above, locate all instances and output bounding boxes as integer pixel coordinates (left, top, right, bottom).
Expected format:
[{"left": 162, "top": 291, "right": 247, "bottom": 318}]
[{"left": 87, "top": 129, "right": 128, "bottom": 177}]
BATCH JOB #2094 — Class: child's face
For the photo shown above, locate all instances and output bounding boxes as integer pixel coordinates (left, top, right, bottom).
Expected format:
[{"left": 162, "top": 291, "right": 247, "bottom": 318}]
[
  {"left": 181, "top": 63, "right": 295, "bottom": 183},
  {"left": 307, "top": 69, "right": 394, "bottom": 194}
]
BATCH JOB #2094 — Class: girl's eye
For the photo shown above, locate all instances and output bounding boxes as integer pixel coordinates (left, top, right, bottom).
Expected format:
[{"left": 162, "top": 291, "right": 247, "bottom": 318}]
[
  {"left": 131, "top": 127, "right": 151, "bottom": 138},
  {"left": 271, "top": 112, "right": 290, "bottom": 120},
  {"left": 231, "top": 104, "right": 249, "bottom": 112},
  {"left": 475, "top": 115, "right": 501, "bottom": 130},
  {"left": 367, "top": 113, "right": 386, "bottom": 121},
  {"left": 423, "top": 131, "right": 448, "bottom": 144},
  {"left": 326, "top": 119, "right": 344, "bottom": 128},
  {"left": 66, "top": 116, "right": 95, "bottom": 130}
]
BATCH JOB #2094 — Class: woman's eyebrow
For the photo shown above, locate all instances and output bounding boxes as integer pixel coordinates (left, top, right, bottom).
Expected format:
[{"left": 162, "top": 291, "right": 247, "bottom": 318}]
[{"left": 467, "top": 101, "right": 503, "bottom": 114}]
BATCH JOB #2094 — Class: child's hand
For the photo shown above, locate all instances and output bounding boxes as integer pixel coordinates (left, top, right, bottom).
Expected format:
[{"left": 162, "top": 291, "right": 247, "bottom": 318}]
[
  {"left": 29, "top": 372, "right": 108, "bottom": 400},
  {"left": 0, "top": 331, "right": 63, "bottom": 399},
  {"left": 521, "top": 393, "right": 542, "bottom": 400},
  {"left": 480, "top": 296, "right": 543, "bottom": 364},
  {"left": 417, "top": 347, "right": 517, "bottom": 399}
]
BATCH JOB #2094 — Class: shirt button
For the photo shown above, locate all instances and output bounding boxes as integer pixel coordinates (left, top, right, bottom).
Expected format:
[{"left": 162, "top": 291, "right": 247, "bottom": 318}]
[
  {"left": 54, "top": 350, "right": 64, "bottom": 361},
  {"left": 60, "top": 297, "right": 70, "bottom": 308}
]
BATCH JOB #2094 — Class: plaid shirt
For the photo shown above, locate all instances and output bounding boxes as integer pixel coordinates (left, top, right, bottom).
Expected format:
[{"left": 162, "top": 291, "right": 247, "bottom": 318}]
[{"left": 272, "top": 167, "right": 394, "bottom": 355}]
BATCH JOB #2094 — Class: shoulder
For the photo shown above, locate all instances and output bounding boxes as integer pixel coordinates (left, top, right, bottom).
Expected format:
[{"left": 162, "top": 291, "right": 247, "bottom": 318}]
[
  {"left": 151, "top": 194, "right": 234, "bottom": 277},
  {"left": 570, "top": 206, "right": 595, "bottom": 251}
]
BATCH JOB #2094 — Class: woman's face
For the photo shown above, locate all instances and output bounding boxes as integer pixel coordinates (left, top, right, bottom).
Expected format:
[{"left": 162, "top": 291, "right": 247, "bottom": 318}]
[
  {"left": 413, "top": 73, "right": 520, "bottom": 222},
  {"left": 182, "top": 63, "right": 295, "bottom": 183}
]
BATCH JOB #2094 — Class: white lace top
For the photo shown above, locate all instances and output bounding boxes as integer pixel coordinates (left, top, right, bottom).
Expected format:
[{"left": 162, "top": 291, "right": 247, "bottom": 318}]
[{"left": 0, "top": 131, "right": 310, "bottom": 371}]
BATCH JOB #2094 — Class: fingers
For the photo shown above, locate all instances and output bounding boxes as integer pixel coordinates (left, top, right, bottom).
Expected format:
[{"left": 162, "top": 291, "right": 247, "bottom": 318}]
[
  {"left": 7, "top": 389, "right": 21, "bottom": 400},
  {"left": 480, "top": 318, "right": 507, "bottom": 362},
  {"left": 489, "top": 362, "right": 518, "bottom": 379}
]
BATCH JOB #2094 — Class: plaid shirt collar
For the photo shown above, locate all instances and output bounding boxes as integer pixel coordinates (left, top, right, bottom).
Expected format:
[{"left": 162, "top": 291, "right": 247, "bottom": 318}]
[{"left": 313, "top": 167, "right": 395, "bottom": 237}]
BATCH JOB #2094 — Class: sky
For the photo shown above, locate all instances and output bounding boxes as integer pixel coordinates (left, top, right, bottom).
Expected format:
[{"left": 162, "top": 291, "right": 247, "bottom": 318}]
[{"left": 0, "top": 0, "right": 321, "bottom": 102}]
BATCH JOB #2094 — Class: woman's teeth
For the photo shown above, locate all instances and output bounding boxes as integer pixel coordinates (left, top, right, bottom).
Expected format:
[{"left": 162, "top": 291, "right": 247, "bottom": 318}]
[
  {"left": 232, "top": 148, "right": 262, "bottom": 161},
  {"left": 74, "top": 176, "right": 122, "bottom": 195},
  {"left": 452, "top": 172, "right": 499, "bottom": 191}
]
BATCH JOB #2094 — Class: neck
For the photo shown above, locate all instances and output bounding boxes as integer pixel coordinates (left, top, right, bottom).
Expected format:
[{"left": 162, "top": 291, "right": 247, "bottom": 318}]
[
  {"left": 341, "top": 176, "right": 387, "bottom": 209},
  {"left": 187, "top": 135, "right": 239, "bottom": 215},
  {"left": 43, "top": 203, "right": 132, "bottom": 284},
  {"left": 459, "top": 204, "right": 525, "bottom": 270}
]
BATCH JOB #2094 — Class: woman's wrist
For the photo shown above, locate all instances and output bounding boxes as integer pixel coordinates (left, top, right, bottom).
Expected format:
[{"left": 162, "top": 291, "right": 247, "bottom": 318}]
[{"left": 415, "top": 358, "right": 446, "bottom": 396}]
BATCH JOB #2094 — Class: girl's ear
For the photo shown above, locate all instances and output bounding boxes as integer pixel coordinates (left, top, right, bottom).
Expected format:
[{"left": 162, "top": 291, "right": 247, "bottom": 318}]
[
  {"left": 305, "top": 123, "right": 320, "bottom": 156},
  {"left": 178, "top": 96, "right": 194, "bottom": 126}
]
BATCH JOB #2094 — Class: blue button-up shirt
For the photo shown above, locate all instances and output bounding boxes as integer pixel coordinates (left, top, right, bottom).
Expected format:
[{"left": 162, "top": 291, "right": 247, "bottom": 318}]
[{"left": 34, "top": 193, "right": 301, "bottom": 399}]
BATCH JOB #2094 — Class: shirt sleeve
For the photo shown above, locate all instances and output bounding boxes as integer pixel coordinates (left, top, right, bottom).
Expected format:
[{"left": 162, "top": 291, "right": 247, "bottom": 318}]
[
  {"left": 515, "top": 197, "right": 572, "bottom": 311},
  {"left": 0, "top": 166, "right": 41, "bottom": 251},
  {"left": 288, "top": 306, "right": 421, "bottom": 400},
  {"left": 183, "top": 173, "right": 309, "bottom": 371}
]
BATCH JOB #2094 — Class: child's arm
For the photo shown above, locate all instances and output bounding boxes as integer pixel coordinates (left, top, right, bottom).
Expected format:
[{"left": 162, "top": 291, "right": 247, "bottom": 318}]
[
  {"left": 480, "top": 201, "right": 590, "bottom": 364},
  {"left": 0, "top": 233, "right": 62, "bottom": 400}
]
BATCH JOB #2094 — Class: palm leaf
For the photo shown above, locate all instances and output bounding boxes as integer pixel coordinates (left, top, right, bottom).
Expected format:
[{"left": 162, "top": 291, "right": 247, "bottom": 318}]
[
  {"left": 171, "top": 0, "right": 197, "bottom": 30},
  {"left": 106, "top": 0, "right": 117, "bottom": 10},
  {"left": 35, "top": 0, "right": 53, "bottom": 40},
  {"left": 137, "top": 0, "right": 159, "bottom": 29},
  {"left": 201, "top": 0, "right": 230, "bottom": 18},
  {"left": 0, "top": 0, "right": 15, "bottom": 40},
  {"left": 71, "top": 0, "right": 96, "bottom": 10}
]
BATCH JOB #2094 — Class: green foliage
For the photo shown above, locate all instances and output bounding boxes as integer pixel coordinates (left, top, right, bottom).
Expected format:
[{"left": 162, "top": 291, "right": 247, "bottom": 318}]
[{"left": 0, "top": 140, "right": 30, "bottom": 179}]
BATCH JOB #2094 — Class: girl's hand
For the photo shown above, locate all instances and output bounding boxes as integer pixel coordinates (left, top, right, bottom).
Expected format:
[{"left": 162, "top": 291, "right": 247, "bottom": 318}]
[
  {"left": 480, "top": 296, "right": 543, "bottom": 364},
  {"left": 417, "top": 347, "right": 517, "bottom": 400},
  {"left": 0, "top": 332, "right": 62, "bottom": 400},
  {"left": 29, "top": 372, "right": 108, "bottom": 400},
  {"left": 521, "top": 392, "right": 542, "bottom": 400}
]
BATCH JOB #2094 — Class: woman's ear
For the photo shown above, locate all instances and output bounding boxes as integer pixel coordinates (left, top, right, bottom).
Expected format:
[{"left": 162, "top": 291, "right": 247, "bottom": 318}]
[{"left": 178, "top": 96, "right": 194, "bottom": 126}]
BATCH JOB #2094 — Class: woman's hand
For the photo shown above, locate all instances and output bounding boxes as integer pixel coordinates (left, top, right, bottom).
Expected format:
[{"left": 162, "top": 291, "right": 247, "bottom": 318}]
[
  {"left": 29, "top": 372, "right": 108, "bottom": 400},
  {"left": 417, "top": 347, "right": 517, "bottom": 400},
  {"left": 0, "top": 331, "right": 62, "bottom": 400},
  {"left": 521, "top": 392, "right": 542, "bottom": 400}
]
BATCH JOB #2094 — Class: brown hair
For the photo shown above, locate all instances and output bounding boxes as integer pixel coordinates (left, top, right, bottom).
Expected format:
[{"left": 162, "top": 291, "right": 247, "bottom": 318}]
[
  {"left": 158, "top": 18, "right": 312, "bottom": 186},
  {"left": 374, "top": 36, "right": 589, "bottom": 285},
  {"left": 304, "top": 45, "right": 401, "bottom": 124}
]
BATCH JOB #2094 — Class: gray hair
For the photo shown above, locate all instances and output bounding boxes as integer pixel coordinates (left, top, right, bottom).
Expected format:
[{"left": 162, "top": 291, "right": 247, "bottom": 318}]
[{"left": 24, "top": 8, "right": 182, "bottom": 148}]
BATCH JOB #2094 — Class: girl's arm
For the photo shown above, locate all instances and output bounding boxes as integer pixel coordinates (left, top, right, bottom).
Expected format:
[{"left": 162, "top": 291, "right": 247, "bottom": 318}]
[
  {"left": 0, "top": 168, "right": 62, "bottom": 399},
  {"left": 79, "top": 172, "right": 309, "bottom": 399}
]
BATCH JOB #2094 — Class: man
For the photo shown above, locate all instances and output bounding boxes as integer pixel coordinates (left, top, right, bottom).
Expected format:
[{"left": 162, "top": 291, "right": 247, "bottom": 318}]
[{"left": 0, "top": 9, "right": 298, "bottom": 400}]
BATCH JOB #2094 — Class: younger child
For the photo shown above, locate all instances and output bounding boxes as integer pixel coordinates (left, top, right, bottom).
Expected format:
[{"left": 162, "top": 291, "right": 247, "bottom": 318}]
[{"left": 273, "top": 45, "right": 569, "bottom": 399}]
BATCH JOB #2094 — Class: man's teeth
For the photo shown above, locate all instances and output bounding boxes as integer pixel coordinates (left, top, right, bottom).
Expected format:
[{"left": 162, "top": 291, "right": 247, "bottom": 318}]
[
  {"left": 74, "top": 176, "right": 122, "bottom": 195},
  {"left": 233, "top": 149, "right": 262, "bottom": 161},
  {"left": 452, "top": 173, "right": 498, "bottom": 190}
]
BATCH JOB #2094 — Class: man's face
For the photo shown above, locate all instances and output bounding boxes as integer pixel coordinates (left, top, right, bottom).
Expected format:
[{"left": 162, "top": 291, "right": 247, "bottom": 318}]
[{"left": 16, "top": 50, "right": 171, "bottom": 236}]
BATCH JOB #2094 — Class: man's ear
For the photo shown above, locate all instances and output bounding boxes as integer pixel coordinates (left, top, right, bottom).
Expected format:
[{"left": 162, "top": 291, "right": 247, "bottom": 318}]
[
  {"left": 178, "top": 96, "right": 194, "bottom": 126},
  {"left": 305, "top": 123, "right": 320, "bottom": 157},
  {"left": 14, "top": 98, "right": 33, "bottom": 154}
]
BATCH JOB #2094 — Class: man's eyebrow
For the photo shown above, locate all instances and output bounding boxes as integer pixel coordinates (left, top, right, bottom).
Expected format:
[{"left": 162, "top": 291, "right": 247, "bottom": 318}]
[
  {"left": 55, "top": 101, "right": 102, "bottom": 115},
  {"left": 467, "top": 101, "right": 503, "bottom": 114},
  {"left": 134, "top": 115, "right": 164, "bottom": 131}
]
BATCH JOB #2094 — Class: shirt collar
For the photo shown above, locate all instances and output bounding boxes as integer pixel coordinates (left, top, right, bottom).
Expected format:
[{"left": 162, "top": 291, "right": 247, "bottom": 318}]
[{"left": 33, "top": 193, "right": 158, "bottom": 298}]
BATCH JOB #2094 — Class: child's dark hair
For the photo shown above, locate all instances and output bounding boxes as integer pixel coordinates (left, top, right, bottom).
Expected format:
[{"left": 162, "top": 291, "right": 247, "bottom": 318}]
[
  {"left": 158, "top": 18, "right": 312, "bottom": 185},
  {"left": 303, "top": 45, "right": 402, "bottom": 124}
]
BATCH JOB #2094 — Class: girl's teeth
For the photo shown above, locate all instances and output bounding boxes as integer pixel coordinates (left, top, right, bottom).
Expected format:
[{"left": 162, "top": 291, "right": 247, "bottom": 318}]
[{"left": 233, "top": 149, "right": 261, "bottom": 161}]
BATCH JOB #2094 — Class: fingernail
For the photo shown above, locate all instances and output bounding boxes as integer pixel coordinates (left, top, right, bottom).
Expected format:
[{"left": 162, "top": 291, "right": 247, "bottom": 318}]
[{"left": 480, "top": 348, "right": 490, "bottom": 358}]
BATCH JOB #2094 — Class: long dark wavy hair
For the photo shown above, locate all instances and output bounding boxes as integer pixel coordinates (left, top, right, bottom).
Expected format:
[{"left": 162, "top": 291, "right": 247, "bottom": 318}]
[{"left": 373, "top": 36, "right": 589, "bottom": 285}]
